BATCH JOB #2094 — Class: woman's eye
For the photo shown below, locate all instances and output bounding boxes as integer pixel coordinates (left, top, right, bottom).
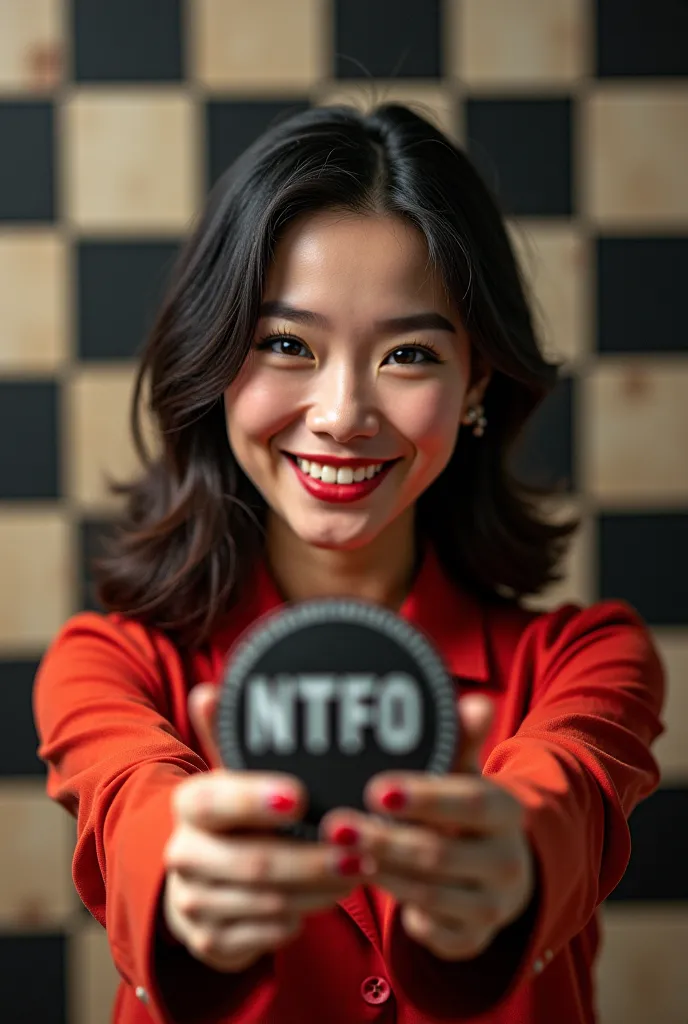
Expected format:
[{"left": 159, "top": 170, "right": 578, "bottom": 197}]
[
  {"left": 384, "top": 346, "right": 438, "bottom": 365},
  {"left": 258, "top": 335, "right": 313, "bottom": 359}
]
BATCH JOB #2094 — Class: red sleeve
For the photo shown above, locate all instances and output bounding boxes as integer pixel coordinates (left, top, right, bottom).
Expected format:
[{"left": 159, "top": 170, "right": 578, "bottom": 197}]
[
  {"left": 385, "top": 599, "right": 666, "bottom": 1018},
  {"left": 32, "top": 612, "right": 277, "bottom": 1024}
]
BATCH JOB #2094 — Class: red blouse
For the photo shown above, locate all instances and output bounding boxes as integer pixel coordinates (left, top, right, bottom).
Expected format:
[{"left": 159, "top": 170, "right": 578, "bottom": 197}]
[{"left": 33, "top": 548, "right": 665, "bottom": 1023}]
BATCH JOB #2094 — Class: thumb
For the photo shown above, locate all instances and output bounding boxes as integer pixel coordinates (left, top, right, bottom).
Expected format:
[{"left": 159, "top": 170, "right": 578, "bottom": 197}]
[
  {"left": 453, "top": 693, "right": 494, "bottom": 774},
  {"left": 188, "top": 683, "right": 223, "bottom": 770}
]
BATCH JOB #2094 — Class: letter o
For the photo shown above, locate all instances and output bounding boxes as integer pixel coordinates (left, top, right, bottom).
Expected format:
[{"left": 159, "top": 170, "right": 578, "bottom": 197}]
[{"left": 375, "top": 673, "right": 422, "bottom": 753}]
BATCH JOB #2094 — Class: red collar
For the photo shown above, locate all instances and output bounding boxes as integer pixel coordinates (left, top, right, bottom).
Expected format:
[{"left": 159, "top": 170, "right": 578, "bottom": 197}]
[
  {"left": 220, "top": 547, "right": 489, "bottom": 685},
  {"left": 396, "top": 546, "right": 489, "bottom": 683}
]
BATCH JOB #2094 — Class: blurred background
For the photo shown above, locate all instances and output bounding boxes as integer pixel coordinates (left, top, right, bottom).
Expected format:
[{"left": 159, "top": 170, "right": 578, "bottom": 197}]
[{"left": 0, "top": 1, "right": 686, "bottom": 1021}]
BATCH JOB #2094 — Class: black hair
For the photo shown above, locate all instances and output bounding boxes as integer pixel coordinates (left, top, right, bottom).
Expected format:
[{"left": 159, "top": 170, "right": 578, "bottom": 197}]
[{"left": 92, "top": 101, "right": 577, "bottom": 647}]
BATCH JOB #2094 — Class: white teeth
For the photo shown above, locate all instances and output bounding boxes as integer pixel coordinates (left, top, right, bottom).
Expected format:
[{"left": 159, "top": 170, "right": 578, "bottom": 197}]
[{"left": 295, "top": 457, "right": 388, "bottom": 484}]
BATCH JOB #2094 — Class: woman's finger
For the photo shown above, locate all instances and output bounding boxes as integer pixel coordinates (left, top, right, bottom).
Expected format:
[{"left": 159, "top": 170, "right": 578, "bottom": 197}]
[
  {"left": 363, "top": 772, "right": 523, "bottom": 833},
  {"left": 451, "top": 694, "right": 495, "bottom": 774},
  {"left": 166, "top": 830, "right": 375, "bottom": 887},
  {"left": 188, "top": 683, "right": 224, "bottom": 770},
  {"left": 400, "top": 903, "right": 493, "bottom": 962},
  {"left": 172, "top": 769, "right": 308, "bottom": 833},
  {"left": 374, "top": 871, "right": 503, "bottom": 929},
  {"left": 186, "top": 915, "right": 302, "bottom": 971},
  {"left": 322, "top": 811, "right": 521, "bottom": 886},
  {"left": 175, "top": 880, "right": 356, "bottom": 923}
]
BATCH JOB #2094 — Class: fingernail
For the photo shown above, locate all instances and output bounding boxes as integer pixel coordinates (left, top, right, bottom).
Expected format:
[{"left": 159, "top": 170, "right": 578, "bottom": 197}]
[
  {"left": 267, "top": 791, "right": 298, "bottom": 813},
  {"left": 330, "top": 825, "right": 359, "bottom": 846},
  {"left": 379, "top": 787, "right": 407, "bottom": 812},
  {"left": 336, "top": 853, "right": 363, "bottom": 876}
]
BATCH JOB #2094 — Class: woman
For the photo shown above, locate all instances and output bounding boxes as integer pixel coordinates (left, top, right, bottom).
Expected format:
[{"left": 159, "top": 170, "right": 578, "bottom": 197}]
[{"left": 33, "top": 103, "right": 665, "bottom": 1024}]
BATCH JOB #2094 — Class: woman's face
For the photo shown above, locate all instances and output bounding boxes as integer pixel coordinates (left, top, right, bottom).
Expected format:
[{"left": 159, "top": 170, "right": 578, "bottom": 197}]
[{"left": 225, "top": 210, "right": 487, "bottom": 552}]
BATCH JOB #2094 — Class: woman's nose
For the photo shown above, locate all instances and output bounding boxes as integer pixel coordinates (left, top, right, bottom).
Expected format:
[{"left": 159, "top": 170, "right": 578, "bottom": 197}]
[{"left": 305, "top": 366, "right": 379, "bottom": 442}]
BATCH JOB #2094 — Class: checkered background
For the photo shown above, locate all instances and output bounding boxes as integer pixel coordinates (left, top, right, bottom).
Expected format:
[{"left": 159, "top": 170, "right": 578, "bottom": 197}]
[{"left": 0, "top": 1, "right": 686, "bottom": 1021}]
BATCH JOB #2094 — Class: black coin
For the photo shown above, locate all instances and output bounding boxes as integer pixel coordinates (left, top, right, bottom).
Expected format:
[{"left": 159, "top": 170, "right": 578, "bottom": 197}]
[{"left": 216, "top": 599, "right": 459, "bottom": 839}]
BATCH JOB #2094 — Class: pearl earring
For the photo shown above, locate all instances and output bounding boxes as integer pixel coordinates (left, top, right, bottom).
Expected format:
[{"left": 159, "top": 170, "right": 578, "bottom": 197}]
[{"left": 462, "top": 404, "right": 487, "bottom": 437}]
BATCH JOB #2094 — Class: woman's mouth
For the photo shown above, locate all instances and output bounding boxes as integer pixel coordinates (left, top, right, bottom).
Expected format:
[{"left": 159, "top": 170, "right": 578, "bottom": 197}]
[{"left": 285, "top": 454, "right": 399, "bottom": 504}]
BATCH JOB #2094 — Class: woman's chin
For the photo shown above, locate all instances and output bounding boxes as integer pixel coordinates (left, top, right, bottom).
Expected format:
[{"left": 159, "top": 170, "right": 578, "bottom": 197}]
[
  {"left": 289, "top": 516, "right": 382, "bottom": 553},
  {"left": 299, "top": 532, "right": 375, "bottom": 553}
]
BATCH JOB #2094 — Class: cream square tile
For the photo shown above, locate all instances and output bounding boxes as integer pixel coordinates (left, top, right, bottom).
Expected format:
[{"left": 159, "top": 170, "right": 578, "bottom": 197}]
[
  {"left": 65, "top": 91, "right": 197, "bottom": 232},
  {"left": 68, "top": 366, "right": 159, "bottom": 510},
  {"left": 450, "top": 0, "right": 586, "bottom": 86},
  {"left": 0, "top": 781, "right": 74, "bottom": 928},
  {"left": 522, "top": 501, "right": 593, "bottom": 611},
  {"left": 71, "top": 920, "right": 120, "bottom": 1024},
  {"left": 585, "top": 359, "right": 688, "bottom": 505},
  {"left": 0, "top": 0, "right": 63, "bottom": 92},
  {"left": 0, "top": 509, "right": 72, "bottom": 649},
  {"left": 652, "top": 630, "right": 688, "bottom": 784},
  {"left": 314, "top": 83, "right": 459, "bottom": 144},
  {"left": 585, "top": 87, "right": 688, "bottom": 228},
  {"left": 194, "top": 0, "right": 325, "bottom": 91},
  {"left": 596, "top": 905, "right": 688, "bottom": 1024},
  {"left": 508, "top": 221, "right": 589, "bottom": 368},
  {"left": 0, "top": 230, "right": 68, "bottom": 371}
]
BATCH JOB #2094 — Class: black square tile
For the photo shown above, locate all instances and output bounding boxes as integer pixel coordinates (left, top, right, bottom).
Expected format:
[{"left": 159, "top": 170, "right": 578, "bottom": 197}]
[
  {"left": 73, "top": 0, "right": 183, "bottom": 82},
  {"left": 333, "top": 0, "right": 442, "bottom": 79},
  {"left": 0, "top": 934, "right": 66, "bottom": 1024},
  {"left": 508, "top": 376, "right": 575, "bottom": 493},
  {"left": 206, "top": 100, "right": 310, "bottom": 189},
  {"left": 0, "top": 381, "right": 60, "bottom": 499},
  {"left": 596, "top": 0, "right": 688, "bottom": 77},
  {"left": 79, "top": 519, "right": 116, "bottom": 613},
  {"left": 78, "top": 241, "right": 180, "bottom": 360},
  {"left": 597, "top": 237, "right": 688, "bottom": 353},
  {"left": 465, "top": 99, "right": 573, "bottom": 217},
  {"left": 598, "top": 513, "right": 688, "bottom": 626},
  {"left": 607, "top": 788, "right": 688, "bottom": 901},
  {"left": 0, "top": 660, "right": 45, "bottom": 776},
  {"left": 0, "top": 103, "right": 55, "bottom": 221}
]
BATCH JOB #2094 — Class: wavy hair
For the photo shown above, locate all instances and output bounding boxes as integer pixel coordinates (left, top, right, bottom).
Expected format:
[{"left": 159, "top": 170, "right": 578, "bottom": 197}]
[{"left": 92, "top": 101, "right": 577, "bottom": 648}]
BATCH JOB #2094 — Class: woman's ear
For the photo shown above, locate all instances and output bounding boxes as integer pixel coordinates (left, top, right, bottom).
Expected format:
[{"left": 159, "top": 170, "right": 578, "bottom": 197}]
[{"left": 464, "top": 360, "right": 493, "bottom": 412}]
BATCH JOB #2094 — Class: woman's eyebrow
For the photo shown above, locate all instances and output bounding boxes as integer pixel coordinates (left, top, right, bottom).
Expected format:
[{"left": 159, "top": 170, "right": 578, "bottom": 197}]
[{"left": 258, "top": 300, "right": 456, "bottom": 336}]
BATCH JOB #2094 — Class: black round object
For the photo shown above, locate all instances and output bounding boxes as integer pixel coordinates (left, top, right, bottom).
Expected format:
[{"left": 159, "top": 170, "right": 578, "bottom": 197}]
[{"left": 216, "top": 599, "right": 459, "bottom": 838}]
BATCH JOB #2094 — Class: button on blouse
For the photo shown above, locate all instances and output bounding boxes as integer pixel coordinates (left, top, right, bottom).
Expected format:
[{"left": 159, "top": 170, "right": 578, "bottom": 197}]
[{"left": 361, "top": 975, "right": 391, "bottom": 1005}]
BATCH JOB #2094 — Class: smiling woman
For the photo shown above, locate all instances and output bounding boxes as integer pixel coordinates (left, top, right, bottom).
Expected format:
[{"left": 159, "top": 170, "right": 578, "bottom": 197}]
[
  {"left": 224, "top": 210, "right": 485, "bottom": 570},
  {"left": 88, "top": 103, "right": 576, "bottom": 639},
  {"left": 33, "top": 101, "right": 665, "bottom": 1024}
]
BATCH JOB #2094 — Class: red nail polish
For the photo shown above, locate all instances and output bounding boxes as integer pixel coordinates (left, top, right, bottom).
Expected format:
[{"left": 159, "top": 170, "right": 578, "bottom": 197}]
[
  {"left": 330, "top": 825, "right": 359, "bottom": 846},
  {"left": 267, "top": 792, "right": 298, "bottom": 813},
  {"left": 379, "top": 787, "right": 407, "bottom": 812},
  {"left": 337, "top": 854, "right": 362, "bottom": 876}
]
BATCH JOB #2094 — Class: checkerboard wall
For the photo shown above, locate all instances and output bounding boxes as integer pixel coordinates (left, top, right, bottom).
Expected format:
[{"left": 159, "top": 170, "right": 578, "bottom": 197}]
[{"left": 0, "top": 2, "right": 686, "bottom": 1022}]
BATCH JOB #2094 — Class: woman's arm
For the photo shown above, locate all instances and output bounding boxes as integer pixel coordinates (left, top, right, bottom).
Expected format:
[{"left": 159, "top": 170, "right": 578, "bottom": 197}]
[
  {"left": 383, "top": 599, "right": 666, "bottom": 1017},
  {"left": 33, "top": 612, "right": 277, "bottom": 1024}
]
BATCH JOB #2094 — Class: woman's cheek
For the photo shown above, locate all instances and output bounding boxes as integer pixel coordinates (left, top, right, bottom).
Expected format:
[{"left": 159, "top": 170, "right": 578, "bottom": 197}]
[
  {"left": 391, "top": 382, "right": 464, "bottom": 458},
  {"left": 226, "top": 374, "right": 301, "bottom": 445}
]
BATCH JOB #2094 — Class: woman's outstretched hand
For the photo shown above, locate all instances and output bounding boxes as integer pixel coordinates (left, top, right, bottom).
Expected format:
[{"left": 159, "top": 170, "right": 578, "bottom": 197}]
[
  {"left": 320, "top": 694, "right": 536, "bottom": 962},
  {"left": 161, "top": 685, "right": 375, "bottom": 974},
  {"left": 166, "top": 685, "right": 533, "bottom": 973}
]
